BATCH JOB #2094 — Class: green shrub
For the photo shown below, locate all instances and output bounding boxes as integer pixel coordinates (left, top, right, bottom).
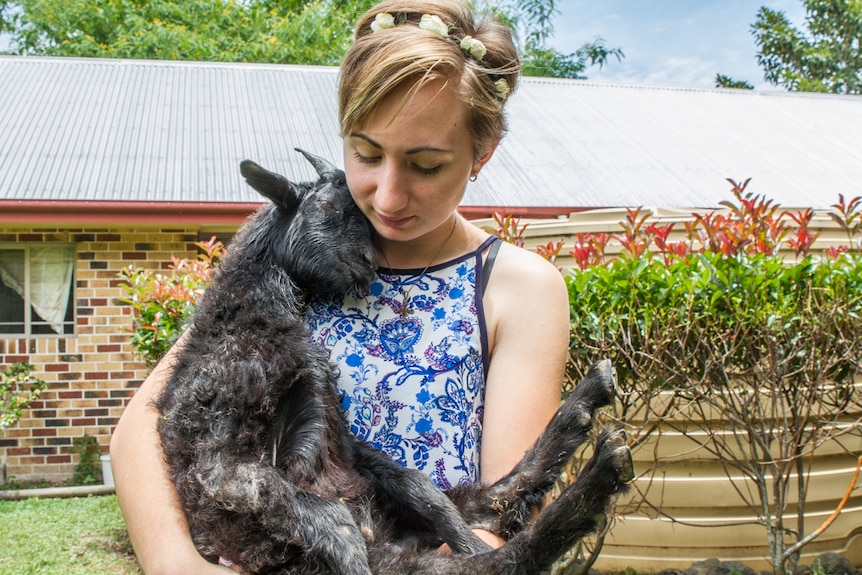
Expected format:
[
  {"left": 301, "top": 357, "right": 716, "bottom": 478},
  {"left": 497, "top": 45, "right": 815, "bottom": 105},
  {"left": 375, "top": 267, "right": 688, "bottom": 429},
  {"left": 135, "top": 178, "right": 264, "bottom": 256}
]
[
  {"left": 69, "top": 435, "right": 102, "bottom": 485},
  {"left": 560, "top": 183, "right": 862, "bottom": 575},
  {"left": 118, "top": 237, "right": 224, "bottom": 367},
  {"left": 1, "top": 362, "right": 47, "bottom": 432},
  {"left": 567, "top": 250, "right": 862, "bottom": 390}
]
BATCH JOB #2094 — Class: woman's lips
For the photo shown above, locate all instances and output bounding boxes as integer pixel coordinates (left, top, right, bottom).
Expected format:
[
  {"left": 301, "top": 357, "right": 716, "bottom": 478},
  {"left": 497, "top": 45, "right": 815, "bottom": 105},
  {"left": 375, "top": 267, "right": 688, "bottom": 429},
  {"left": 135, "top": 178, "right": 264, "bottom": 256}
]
[{"left": 377, "top": 214, "right": 414, "bottom": 228}]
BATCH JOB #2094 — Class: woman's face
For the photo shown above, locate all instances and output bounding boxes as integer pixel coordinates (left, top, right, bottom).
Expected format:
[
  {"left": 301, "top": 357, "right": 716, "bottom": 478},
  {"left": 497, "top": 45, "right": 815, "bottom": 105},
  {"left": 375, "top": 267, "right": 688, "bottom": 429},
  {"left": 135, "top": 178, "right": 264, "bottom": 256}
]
[{"left": 343, "top": 80, "right": 488, "bottom": 245}]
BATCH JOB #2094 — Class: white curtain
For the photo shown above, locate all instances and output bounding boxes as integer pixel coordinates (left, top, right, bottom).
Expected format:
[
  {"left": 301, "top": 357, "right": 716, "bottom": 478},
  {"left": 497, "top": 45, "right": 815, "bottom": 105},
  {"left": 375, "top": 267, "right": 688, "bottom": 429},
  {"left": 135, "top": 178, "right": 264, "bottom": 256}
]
[{"left": 0, "top": 245, "right": 74, "bottom": 334}]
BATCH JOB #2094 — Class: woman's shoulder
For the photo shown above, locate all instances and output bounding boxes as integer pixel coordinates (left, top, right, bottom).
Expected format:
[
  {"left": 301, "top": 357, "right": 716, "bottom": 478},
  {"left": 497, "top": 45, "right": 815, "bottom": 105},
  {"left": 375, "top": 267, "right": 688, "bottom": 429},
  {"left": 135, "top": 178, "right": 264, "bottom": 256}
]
[
  {"left": 481, "top": 239, "right": 570, "bottom": 370},
  {"left": 492, "top": 241, "right": 566, "bottom": 290},
  {"left": 482, "top": 240, "right": 569, "bottom": 335}
]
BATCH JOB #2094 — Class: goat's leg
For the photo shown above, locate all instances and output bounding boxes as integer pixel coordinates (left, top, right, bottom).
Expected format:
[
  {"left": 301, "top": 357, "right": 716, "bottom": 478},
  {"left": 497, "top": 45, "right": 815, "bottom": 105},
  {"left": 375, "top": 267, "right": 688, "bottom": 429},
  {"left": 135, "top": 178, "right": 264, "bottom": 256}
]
[
  {"left": 352, "top": 441, "right": 492, "bottom": 555},
  {"left": 365, "top": 427, "right": 632, "bottom": 575},
  {"left": 471, "top": 427, "right": 633, "bottom": 575},
  {"left": 193, "top": 459, "right": 373, "bottom": 575},
  {"left": 448, "top": 359, "right": 616, "bottom": 537}
]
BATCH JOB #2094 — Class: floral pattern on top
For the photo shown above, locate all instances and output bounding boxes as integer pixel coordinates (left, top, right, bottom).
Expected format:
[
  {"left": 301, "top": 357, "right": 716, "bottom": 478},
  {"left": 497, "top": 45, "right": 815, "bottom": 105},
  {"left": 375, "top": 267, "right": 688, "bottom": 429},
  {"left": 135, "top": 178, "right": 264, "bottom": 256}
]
[{"left": 305, "top": 237, "right": 496, "bottom": 489}]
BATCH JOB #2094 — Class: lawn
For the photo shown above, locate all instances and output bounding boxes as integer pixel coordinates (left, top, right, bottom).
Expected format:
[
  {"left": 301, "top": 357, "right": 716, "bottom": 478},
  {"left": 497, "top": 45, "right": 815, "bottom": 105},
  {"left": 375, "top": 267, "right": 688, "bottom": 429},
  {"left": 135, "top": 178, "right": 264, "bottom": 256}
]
[{"left": 0, "top": 494, "right": 143, "bottom": 575}]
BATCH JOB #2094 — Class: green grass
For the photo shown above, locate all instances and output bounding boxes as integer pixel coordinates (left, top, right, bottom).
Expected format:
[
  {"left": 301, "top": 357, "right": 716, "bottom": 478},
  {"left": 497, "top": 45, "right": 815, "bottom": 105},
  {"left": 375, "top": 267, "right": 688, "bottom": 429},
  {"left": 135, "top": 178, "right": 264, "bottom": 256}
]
[{"left": 0, "top": 495, "right": 143, "bottom": 575}]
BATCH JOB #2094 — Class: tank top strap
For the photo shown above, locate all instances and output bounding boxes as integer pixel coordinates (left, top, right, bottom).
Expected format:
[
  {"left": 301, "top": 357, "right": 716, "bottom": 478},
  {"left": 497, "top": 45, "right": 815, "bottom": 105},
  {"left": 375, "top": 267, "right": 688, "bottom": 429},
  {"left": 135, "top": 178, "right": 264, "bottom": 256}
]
[{"left": 481, "top": 237, "right": 502, "bottom": 292}]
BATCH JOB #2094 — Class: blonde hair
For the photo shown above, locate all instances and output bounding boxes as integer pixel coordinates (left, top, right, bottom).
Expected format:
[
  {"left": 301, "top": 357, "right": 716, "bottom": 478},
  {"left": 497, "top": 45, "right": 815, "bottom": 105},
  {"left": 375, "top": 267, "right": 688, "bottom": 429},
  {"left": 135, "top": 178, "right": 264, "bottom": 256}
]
[{"left": 338, "top": 0, "right": 520, "bottom": 158}]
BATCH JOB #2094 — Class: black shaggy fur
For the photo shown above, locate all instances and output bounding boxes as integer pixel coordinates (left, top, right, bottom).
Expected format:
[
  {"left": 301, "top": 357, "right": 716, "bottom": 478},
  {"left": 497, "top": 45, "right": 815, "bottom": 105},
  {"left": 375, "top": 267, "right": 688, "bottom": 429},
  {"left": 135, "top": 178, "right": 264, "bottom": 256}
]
[{"left": 156, "top": 150, "right": 634, "bottom": 575}]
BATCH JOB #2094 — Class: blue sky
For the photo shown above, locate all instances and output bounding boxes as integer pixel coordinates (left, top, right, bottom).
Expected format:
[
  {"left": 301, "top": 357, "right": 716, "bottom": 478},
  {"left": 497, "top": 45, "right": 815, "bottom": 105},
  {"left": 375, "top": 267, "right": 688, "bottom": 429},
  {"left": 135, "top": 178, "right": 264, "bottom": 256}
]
[{"left": 546, "top": 0, "right": 808, "bottom": 89}]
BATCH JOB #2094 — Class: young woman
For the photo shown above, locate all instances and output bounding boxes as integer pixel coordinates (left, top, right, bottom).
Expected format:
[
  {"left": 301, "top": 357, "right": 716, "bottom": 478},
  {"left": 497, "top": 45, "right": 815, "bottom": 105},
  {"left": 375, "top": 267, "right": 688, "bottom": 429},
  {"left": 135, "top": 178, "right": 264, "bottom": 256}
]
[{"left": 109, "top": 1, "right": 570, "bottom": 573}]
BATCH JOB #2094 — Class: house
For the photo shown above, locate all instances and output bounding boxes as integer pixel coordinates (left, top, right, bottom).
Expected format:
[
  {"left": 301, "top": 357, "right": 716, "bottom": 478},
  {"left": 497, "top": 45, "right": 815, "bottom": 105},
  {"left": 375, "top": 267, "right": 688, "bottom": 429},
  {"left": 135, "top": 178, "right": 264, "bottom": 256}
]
[{"left": 1, "top": 55, "right": 860, "bottom": 569}]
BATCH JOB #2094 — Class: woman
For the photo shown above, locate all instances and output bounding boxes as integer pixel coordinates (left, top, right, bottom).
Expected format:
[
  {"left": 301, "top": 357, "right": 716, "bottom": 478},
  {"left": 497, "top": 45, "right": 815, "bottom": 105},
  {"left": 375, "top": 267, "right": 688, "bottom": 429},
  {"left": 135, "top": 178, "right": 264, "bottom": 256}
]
[{"left": 109, "top": 1, "right": 570, "bottom": 573}]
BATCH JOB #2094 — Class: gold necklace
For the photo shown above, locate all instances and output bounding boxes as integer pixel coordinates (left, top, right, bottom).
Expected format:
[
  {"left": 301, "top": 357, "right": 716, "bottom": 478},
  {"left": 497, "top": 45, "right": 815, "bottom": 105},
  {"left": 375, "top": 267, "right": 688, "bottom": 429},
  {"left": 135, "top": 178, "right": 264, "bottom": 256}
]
[{"left": 379, "top": 218, "right": 458, "bottom": 320}]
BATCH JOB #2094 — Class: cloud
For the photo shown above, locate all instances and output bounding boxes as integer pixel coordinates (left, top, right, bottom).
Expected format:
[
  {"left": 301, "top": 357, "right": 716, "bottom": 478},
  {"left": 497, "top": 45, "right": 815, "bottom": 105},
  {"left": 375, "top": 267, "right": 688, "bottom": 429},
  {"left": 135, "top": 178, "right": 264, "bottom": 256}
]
[{"left": 549, "top": 0, "right": 809, "bottom": 89}]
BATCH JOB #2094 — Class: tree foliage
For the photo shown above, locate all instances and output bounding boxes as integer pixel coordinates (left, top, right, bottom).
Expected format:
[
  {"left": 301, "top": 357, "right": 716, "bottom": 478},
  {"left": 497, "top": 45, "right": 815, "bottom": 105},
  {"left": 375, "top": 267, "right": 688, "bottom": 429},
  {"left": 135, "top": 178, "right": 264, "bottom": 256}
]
[
  {"left": 491, "top": 0, "right": 624, "bottom": 78},
  {"left": 715, "top": 73, "right": 754, "bottom": 90},
  {"left": 522, "top": 37, "right": 624, "bottom": 79},
  {"left": 752, "top": 0, "right": 862, "bottom": 94},
  {"left": 0, "top": 0, "right": 622, "bottom": 79},
  {"left": 0, "top": 0, "right": 371, "bottom": 64}
]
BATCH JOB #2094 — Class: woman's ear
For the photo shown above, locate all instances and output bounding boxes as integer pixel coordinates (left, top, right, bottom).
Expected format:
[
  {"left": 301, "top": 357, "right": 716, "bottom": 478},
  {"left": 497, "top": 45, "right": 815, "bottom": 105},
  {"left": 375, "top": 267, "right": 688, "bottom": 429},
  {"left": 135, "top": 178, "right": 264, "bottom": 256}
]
[{"left": 472, "top": 140, "right": 499, "bottom": 177}]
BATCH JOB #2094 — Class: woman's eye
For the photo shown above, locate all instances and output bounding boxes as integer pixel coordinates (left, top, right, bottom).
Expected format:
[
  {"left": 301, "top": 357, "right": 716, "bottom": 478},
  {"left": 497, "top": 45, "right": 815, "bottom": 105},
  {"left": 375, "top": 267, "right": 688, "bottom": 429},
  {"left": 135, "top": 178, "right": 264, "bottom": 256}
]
[
  {"left": 413, "top": 164, "right": 442, "bottom": 176},
  {"left": 353, "top": 151, "right": 380, "bottom": 164}
]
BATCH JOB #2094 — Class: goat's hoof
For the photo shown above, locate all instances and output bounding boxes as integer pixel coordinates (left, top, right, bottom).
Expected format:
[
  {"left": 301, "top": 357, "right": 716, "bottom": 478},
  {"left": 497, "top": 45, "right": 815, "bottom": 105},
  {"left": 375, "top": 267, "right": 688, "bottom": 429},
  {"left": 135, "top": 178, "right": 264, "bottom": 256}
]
[
  {"left": 595, "top": 358, "right": 613, "bottom": 379},
  {"left": 614, "top": 445, "right": 635, "bottom": 484},
  {"left": 579, "top": 359, "right": 616, "bottom": 409},
  {"left": 604, "top": 429, "right": 634, "bottom": 484}
]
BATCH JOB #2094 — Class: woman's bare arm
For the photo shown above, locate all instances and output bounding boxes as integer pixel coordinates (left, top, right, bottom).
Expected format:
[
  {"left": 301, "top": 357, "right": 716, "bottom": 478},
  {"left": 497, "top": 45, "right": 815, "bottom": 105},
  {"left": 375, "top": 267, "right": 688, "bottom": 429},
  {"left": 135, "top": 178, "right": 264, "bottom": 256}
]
[
  {"left": 110, "top": 338, "right": 232, "bottom": 575},
  {"left": 481, "top": 243, "right": 569, "bottom": 484},
  {"left": 453, "top": 242, "right": 568, "bottom": 550}
]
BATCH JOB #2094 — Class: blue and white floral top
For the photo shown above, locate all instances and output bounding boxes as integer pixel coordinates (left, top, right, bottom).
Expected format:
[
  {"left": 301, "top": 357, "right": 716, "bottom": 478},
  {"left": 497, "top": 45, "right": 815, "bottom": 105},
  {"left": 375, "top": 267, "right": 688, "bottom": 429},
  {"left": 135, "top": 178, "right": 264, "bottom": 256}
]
[{"left": 305, "top": 236, "right": 500, "bottom": 489}]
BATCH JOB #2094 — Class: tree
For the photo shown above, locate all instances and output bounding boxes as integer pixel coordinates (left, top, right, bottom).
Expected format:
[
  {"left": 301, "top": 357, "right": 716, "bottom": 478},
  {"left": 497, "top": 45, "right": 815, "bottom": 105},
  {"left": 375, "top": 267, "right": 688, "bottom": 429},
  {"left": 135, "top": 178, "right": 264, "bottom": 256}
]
[
  {"left": 491, "top": 0, "right": 624, "bottom": 78},
  {"left": 0, "top": 0, "right": 371, "bottom": 64},
  {"left": 1, "top": 0, "right": 621, "bottom": 79},
  {"left": 715, "top": 73, "right": 754, "bottom": 90},
  {"left": 522, "top": 38, "right": 624, "bottom": 79},
  {"left": 751, "top": 0, "right": 862, "bottom": 94}
]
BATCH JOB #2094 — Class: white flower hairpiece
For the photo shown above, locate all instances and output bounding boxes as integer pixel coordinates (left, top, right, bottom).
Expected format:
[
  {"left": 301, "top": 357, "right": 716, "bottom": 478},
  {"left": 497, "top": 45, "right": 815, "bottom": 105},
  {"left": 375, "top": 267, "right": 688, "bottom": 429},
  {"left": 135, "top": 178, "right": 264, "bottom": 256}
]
[
  {"left": 494, "top": 78, "right": 510, "bottom": 100},
  {"left": 459, "top": 35, "right": 487, "bottom": 61},
  {"left": 368, "top": 12, "right": 508, "bottom": 100},
  {"left": 370, "top": 12, "right": 396, "bottom": 32},
  {"left": 418, "top": 14, "right": 450, "bottom": 37}
]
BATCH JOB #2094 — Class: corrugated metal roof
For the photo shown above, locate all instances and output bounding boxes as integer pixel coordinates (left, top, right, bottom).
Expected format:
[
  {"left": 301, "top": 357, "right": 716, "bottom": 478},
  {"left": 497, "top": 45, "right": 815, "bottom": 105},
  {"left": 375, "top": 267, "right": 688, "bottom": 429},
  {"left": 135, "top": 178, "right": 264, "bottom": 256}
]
[
  {"left": 501, "top": 78, "right": 862, "bottom": 209},
  {"left": 1, "top": 56, "right": 860, "bottom": 210},
  {"left": 0, "top": 57, "right": 343, "bottom": 204}
]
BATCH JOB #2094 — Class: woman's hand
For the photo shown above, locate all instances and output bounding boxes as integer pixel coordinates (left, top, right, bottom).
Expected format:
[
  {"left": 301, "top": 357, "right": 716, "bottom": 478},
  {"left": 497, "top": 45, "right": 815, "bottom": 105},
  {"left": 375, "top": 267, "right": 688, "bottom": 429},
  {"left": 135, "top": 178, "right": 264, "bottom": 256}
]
[
  {"left": 218, "top": 557, "right": 244, "bottom": 573},
  {"left": 437, "top": 528, "right": 506, "bottom": 555},
  {"left": 471, "top": 528, "right": 506, "bottom": 550}
]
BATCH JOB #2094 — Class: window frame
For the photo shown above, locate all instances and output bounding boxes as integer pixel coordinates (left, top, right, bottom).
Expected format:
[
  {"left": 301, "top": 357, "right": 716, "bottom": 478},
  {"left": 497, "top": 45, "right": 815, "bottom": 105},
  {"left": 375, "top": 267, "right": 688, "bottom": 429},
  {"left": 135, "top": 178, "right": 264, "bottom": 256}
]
[{"left": 0, "top": 243, "right": 76, "bottom": 338}]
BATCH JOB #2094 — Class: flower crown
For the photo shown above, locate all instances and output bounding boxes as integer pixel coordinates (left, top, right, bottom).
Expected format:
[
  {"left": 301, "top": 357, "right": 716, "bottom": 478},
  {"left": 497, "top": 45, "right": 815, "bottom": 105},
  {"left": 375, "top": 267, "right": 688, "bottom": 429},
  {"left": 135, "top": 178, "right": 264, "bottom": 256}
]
[{"left": 370, "top": 12, "right": 511, "bottom": 100}]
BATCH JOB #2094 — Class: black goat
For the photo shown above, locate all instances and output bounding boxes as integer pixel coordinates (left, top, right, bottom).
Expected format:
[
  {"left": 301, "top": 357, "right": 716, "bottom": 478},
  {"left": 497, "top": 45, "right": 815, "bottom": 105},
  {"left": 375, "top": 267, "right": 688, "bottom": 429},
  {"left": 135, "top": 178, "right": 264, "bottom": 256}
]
[{"left": 155, "top": 149, "right": 633, "bottom": 575}]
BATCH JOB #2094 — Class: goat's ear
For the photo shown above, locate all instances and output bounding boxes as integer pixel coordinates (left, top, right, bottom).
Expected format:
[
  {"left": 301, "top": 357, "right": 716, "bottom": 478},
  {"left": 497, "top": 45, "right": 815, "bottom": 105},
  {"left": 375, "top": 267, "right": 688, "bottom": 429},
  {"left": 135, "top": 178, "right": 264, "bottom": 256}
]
[
  {"left": 240, "top": 160, "right": 301, "bottom": 210},
  {"left": 295, "top": 148, "right": 338, "bottom": 177}
]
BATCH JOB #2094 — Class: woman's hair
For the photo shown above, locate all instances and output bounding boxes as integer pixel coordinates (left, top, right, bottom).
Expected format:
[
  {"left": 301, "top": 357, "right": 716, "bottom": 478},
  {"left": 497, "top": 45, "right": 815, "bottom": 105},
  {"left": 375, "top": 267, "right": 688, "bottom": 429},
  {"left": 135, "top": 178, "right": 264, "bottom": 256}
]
[{"left": 338, "top": 0, "right": 520, "bottom": 158}]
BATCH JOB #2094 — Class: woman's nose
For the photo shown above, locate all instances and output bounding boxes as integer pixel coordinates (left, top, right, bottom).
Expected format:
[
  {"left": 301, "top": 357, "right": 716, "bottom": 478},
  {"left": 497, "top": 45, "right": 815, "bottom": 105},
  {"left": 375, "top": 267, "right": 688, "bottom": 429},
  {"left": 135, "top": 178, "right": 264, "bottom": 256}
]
[{"left": 374, "top": 163, "right": 409, "bottom": 213}]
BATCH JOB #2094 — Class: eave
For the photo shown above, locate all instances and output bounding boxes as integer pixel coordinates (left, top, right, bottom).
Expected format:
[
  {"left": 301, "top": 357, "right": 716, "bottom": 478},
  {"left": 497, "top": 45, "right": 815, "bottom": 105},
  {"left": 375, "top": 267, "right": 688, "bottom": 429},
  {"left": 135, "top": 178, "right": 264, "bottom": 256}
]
[{"left": 0, "top": 200, "right": 264, "bottom": 226}]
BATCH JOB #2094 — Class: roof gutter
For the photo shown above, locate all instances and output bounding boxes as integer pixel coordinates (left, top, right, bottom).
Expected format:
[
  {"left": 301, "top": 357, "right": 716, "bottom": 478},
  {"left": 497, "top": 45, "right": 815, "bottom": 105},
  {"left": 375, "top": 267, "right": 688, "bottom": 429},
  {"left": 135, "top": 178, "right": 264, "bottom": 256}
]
[{"left": 0, "top": 200, "right": 264, "bottom": 226}]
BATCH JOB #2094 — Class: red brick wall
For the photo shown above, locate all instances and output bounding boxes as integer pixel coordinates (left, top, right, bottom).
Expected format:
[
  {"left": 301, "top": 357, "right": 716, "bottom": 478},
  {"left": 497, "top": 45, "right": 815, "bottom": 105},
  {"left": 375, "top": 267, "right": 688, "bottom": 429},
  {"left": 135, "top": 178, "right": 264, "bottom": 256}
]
[{"left": 0, "top": 226, "right": 207, "bottom": 483}]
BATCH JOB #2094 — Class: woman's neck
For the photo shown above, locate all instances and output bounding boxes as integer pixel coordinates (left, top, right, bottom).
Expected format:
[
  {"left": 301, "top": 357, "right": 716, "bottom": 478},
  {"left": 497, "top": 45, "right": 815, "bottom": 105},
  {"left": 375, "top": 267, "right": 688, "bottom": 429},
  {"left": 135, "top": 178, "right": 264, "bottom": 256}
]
[{"left": 376, "top": 215, "right": 482, "bottom": 270}]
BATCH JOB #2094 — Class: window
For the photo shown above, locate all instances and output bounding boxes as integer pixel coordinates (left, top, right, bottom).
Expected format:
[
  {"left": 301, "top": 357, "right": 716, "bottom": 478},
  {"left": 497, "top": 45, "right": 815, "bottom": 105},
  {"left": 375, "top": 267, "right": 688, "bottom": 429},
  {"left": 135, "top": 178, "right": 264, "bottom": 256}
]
[{"left": 0, "top": 244, "right": 75, "bottom": 336}]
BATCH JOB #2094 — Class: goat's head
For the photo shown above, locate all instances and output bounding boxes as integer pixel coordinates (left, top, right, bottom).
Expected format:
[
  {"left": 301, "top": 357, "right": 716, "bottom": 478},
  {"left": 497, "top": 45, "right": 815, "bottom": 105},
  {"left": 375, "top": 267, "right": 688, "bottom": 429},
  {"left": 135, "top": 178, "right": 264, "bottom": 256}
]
[{"left": 240, "top": 149, "right": 377, "bottom": 299}]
